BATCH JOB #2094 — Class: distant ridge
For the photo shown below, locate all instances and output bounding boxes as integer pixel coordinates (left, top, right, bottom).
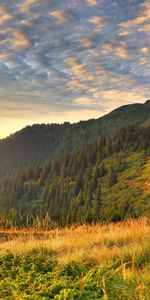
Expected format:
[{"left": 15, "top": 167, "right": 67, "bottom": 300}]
[
  {"left": 144, "top": 100, "right": 150, "bottom": 106},
  {"left": 0, "top": 101, "right": 150, "bottom": 176}
]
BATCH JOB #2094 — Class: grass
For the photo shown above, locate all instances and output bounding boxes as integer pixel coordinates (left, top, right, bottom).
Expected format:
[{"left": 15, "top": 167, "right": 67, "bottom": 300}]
[{"left": 0, "top": 219, "right": 150, "bottom": 299}]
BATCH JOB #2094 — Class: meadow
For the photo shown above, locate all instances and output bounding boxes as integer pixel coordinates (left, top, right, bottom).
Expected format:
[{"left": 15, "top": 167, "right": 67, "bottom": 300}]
[{"left": 0, "top": 219, "right": 150, "bottom": 299}]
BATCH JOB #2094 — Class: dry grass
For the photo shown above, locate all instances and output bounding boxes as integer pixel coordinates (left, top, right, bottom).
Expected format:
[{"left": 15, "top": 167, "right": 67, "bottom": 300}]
[
  {"left": 0, "top": 219, "right": 150, "bottom": 299},
  {"left": 0, "top": 218, "right": 149, "bottom": 266}
]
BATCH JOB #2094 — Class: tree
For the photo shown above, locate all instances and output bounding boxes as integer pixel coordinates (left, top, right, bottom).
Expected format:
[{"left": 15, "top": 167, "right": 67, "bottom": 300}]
[
  {"left": 99, "top": 162, "right": 106, "bottom": 177},
  {"left": 93, "top": 184, "right": 101, "bottom": 222},
  {"left": 107, "top": 166, "right": 117, "bottom": 189},
  {"left": 75, "top": 174, "right": 84, "bottom": 196}
]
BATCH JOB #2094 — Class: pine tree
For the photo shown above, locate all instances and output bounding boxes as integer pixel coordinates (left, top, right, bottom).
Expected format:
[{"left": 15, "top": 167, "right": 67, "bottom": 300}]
[
  {"left": 75, "top": 173, "right": 84, "bottom": 196},
  {"left": 93, "top": 184, "right": 101, "bottom": 222},
  {"left": 107, "top": 166, "right": 117, "bottom": 189},
  {"left": 99, "top": 162, "right": 106, "bottom": 177}
]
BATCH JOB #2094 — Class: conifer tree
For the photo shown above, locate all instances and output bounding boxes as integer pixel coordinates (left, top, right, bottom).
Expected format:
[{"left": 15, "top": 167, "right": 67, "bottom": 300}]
[{"left": 93, "top": 184, "right": 101, "bottom": 222}]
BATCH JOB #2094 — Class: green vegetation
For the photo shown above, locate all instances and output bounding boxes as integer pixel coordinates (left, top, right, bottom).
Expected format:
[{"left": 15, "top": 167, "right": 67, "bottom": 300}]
[
  {"left": 0, "top": 102, "right": 150, "bottom": 176},
  {"left": 0, "top": 220, "right": 150, "bottom": 299},
  {"left": 0, "top": 103, "right": 149, "bottom": 299},
  {"left": 0, "top": 125, "right": 150, "bottom": 227}
]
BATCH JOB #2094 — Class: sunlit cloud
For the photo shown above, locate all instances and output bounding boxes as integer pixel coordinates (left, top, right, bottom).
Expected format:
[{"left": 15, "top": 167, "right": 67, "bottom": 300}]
[
  {"left": 0, "top": 4, "right": 13, "bottom": 25},
  {"left": 67, "top": 58, "right": 86, "bottom": 77},
  {"left": 89, "top": 16, "right": 106, "bottom": 31},
  {"left": 0, "top": 0, "right": 149, "bottom": 138},
  {"left": 120, "top": 2, "right": 150, "bottom": 29},
  {"left": 74, "top": 97, "right": 94, "bottom": 106},
  {"left": 50, "top": 10, "right": 68, "bottom": 24},
  {"left": 0, "top": 52, "right": 11, "bottom": 61},
  {"left": 118, "top": 30, "right": 132, "bottom": 36},
  {"left": 16, "top": 0, "right": 37, "bottom": 13},
  {"left": 101, "top": 43, "right": 113, "bottom": 55},
  {"left": 140, "top": 47, "right": 149, "bottom": 55},
  {"left": 120, "top": 16, "right": 147, "bottom": 28},
  {"left": 102, "top": 89, "right": 148, "bottom": 111},
  {"left": 79, "top": 38, "right": 93, "bottom": 48},
  {"left": 115, "top": 46, "right": 128, "bottom": 59},
  {"left": 138, "top": 23, "right": 150, "bottom": 32},
  {"left": 85, "top": 0, "right": 98, "bottom": 6},
  {"left": 11, "top": 31, "right": 31, "bottom": 49}
]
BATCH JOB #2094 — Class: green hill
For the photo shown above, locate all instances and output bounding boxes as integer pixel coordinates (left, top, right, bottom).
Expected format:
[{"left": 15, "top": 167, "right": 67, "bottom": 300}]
[
  {"left": 0, "top": 101, "right": 150, "bottom": 176},
  {"left": 0, "top": 124, "right": 150, "bottom": 227}
]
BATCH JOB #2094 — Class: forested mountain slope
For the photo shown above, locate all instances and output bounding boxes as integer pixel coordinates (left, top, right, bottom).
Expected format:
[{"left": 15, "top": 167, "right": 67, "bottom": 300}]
[
  {"left": 0, "top": 125, "right": 150, "bottom": 227},
  {"left": 0, "top": 101, "right": 150, "bottom": 176}
]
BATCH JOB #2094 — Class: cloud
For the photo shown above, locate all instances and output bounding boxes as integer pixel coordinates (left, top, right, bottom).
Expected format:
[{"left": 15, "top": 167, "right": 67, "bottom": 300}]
[
  {"left": 140, "top": 47, "right": 149, "bottom": 55},
  {"left": 0, "top": 0, "right": 150, "bottom": 138},
  {"left": 118, "top": 29, "right": 132, "bottom": 36},
  {"left": 74, "top": 97, "right": 95, "bottom": 106},
  {"left": 16, "top": 0, "right": 37, "bottom": 13},
  {"left": 50, "top": 10, "right": 68, "bottom": 24},
  {"left": 85, "top": 0, "right": 98, "bottom": 6},
  {"left": 67, "top": 79, "right": 89, "bottom": 92},
  {"left": 100, "top": 41, "right": 128, "bottom": 59},
  {"left": 115, "top": 46, "right": 128, "bottom": 59},
  {"left": 102, "top": 89, "right": 147, "bottom": 109},
  {"left": 101, "top": 43, "right": 113, "bottom": 55},
  {"left": 119, "top": 2, "right": 150, "bottom": 29},
  {"left": 89, "top": 16, "right": 106, "bottom": 29},
  {"left": 120, "top": 16, "right": 147, "bottom": 28},
  {"left": 138, "top": 23, "right": 150, "bottom": 32},
  {"left": 79, "top": 38, "right": 93, "bottom": 48},
  {"left": 67, "top": 58, "right": 87, "bottom": 79},
  {"left": 11, "top": 31, "right": 31, "bottom": 49},
  {"left": 0, "top": 52, "right": 11, "bottom": 61},
  {"left": 0, "top": 4, "right": 13, "bottom": 25}
]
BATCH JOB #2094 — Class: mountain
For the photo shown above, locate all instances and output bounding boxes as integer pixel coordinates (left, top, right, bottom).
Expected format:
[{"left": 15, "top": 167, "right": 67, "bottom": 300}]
[
  {"left": 144, "top": 100, "right": 150, "bottom": 107},
  {"left": 0, "top": 101, "right": 150, "bottom": 176},
  {"left": 0, "top": 124, "right": 150, "bottom": 227}
]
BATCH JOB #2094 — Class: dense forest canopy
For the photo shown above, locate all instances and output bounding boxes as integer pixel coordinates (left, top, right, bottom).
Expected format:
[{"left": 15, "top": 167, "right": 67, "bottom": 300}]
[{"left": 0, "top": 124, "right": 150, "bottom": 227}]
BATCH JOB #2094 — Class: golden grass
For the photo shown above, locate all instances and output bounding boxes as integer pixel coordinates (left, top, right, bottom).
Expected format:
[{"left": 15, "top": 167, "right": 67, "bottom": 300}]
[{"left": 0, "top": 219, "right": 149, "bottom": 266}]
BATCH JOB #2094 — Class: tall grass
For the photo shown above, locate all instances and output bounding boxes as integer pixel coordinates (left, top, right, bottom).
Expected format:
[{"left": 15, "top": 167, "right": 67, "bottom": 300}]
[
  {"left": 0, "top": 219, "right": 150, "bottom": 299},
  {"left": 0, "top": 219, "right": 149, "bottom": 264}
]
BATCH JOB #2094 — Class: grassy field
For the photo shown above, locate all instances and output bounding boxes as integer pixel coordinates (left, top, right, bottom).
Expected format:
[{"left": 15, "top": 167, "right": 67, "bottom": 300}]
[{"left": 0, "top": 219, "right": 150, "bottom": 299}]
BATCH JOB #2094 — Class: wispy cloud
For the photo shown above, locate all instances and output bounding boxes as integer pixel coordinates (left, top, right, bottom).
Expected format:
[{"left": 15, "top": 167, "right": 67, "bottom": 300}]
[
  {"left": 50, "top": 10, "right": 68, "bottom": 24},
  {"left": 85, "top": 0, "right": 98, "bottom": 6},
  {"left": 0, "top": 0, "right": 149, "bottom": 138},
  {"left": 16, "top": 0, "right": 37, "bottom": 13},
  {"left": 0, "top": 4, "right": 13, "bottom": 25}
]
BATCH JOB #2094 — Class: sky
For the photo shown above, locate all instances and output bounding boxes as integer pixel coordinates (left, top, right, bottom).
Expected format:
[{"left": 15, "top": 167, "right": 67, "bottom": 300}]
[{"left": 0, "top": 0, "right": 150, "bottom": 138}]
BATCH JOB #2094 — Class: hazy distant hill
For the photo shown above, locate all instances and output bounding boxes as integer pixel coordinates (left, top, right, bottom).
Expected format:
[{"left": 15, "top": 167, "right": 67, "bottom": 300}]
[{"left": 0, "top": 101, "right": 150, "bottom": 176}]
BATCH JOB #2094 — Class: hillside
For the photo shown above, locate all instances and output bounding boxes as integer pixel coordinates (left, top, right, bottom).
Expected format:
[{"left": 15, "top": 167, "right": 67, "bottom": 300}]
[
  {"left": 0, "top": 101, "right": 150, "bottom": 176},
  {"left": 0, "top": 124, "right": 150, "bottom": 227}
]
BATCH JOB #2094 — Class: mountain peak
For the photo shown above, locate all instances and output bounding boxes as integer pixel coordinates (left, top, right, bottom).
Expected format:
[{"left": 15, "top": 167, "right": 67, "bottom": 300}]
[
  {"left": 144, "top": 100, "right": 150, "bottom": 106},
  {"left": 0, "top": 101, "right": 150, "bottom": 176}
]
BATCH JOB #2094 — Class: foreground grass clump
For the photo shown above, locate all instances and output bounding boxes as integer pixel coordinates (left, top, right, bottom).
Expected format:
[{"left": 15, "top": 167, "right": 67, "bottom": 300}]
[{"left": 0, "top": 219, "right": 150, "bottom": 299}]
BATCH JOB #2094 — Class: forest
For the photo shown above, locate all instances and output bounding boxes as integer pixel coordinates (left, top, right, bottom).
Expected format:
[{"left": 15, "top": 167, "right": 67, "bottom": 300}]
[
  {"left": 0, "top": 102, "right": 149, "bottom": 176},
  {"left": 0, "top": 124, "right": 150, "bottom": 228}
]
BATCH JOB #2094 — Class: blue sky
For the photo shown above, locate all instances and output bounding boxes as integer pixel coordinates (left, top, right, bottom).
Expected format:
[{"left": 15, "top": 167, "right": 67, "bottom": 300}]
[{"left": 0, "top": 0, "right": 150, "bottom": 137}]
